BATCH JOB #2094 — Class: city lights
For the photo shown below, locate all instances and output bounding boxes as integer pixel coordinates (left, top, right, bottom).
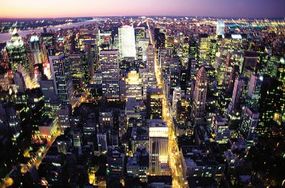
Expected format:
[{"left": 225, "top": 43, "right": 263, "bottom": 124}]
[{"left": 0, "top": 1, "right": 284, "bottom": 188}]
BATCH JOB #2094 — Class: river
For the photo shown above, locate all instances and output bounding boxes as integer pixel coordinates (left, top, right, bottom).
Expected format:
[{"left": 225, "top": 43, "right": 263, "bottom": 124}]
[{"left": 0, "top": 19, "right": 97, "bottom": 43}]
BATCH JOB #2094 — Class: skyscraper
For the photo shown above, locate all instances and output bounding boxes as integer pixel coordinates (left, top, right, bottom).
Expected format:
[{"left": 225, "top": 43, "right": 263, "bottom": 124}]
[
  {"left": 142, "top": 43, "right": 157, "bottom": 98},
  {"left": 172, "top": 87, "right": 182, "bottom": 118},
  {"left": 227, "top": 76, "right": 245, "bottom": 113},
  {"left": 6, "top": 30, "right": 29, "bottom": 72},
  {"left": 147, "top": 88, "right": 163, "bottom": 120},
  {"left": 191, "top": 67, "right": 207, "bottom": 124},
  {"left": 29, "top": 35, "right": 42, "bottom": 65},
  {"left": 216, "top": 20, "right": 225, "bottom": 37},
  {"left": 118, "top": 25, "right": 136, "bottom": 59},
  {"left": 49, "top": 54, "right": 74, "bottom": 105},
  {"left": 148, "top": 119, "right": 169, "bottom": 175},
  {"left": 100, "top": 50, "right": 120, "bottom": 101},
  {"left": 125, "top": 70, "right": 143, "bottom": 100}
]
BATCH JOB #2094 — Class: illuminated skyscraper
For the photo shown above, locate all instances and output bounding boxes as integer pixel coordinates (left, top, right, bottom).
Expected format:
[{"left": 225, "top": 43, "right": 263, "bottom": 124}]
[
  {"left": 241, "top": 107, "right": 259, "bottom": 139},
  {"left": 259, "top": 76, "right": 283, "bottom": 130},
  {"left": 29, "top": 35, "right": 42, "bottom": 65},
  {"left": 216, "top": 20, "right": 225, "bottom": 37},
  {"left": 247, "top": 74, "right": 262, "bottom": 109},
  {"left": 147, "top": 88, "right": 163, "bottom": 120},
  {"left": 100, "top": 50, "right": 120, "bottom": 101},
  {"left": 118, "top": 25, "right": 136, "bottom": 59},
  {"left": 49, "top": 54, "right": 74, "bottom": 105},
  {"left": 191, "top": 67, "right": 207, "bottom": 124},
  {"left": 172, "top": 87, "right": 182, "bottom": 118},
  {"left": 6, "top": 30, "right": 29, "bottom": 72},
  {"left": 142, "top": 44, "right": 157, "bottom": 98},
  {"left": 148, "top": 119, "right": 169, "bottom": 175},
  {"left": 125, "top": 70, "right": 143, "bottom": 100},
  {"left": 212, "top": 115, "right": 230, "bottom": 144},
  {"left": 228, "top": 76, "right": 245, "bottom": 113}
]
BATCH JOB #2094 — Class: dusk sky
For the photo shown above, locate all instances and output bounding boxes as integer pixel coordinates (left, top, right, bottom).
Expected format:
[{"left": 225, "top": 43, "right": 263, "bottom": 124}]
[{"left": 1, "top": 0, "right": 285, "bottom": 18}]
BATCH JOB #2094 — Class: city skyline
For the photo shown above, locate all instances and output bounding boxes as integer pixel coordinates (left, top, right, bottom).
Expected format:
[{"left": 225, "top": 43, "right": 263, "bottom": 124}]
[
  {"left": 1, "top": 0, "right": 285, "bottom": 19},
  {"left": 0, "top": 1, "right": 284, "bottom": 187}
]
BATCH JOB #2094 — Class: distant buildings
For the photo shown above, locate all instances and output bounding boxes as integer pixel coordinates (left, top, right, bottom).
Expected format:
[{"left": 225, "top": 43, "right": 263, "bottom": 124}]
[{"left": 0, "top": 16, "right": 284, "bottom": 188}]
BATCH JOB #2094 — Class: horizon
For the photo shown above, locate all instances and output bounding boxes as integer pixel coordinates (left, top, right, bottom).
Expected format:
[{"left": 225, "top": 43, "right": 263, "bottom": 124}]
[
  {"left": 1, "top": 15, "right": 285, "bottom": 20},
  {"left": 1, "top": 0, "right": 285, "bottom": 19}
]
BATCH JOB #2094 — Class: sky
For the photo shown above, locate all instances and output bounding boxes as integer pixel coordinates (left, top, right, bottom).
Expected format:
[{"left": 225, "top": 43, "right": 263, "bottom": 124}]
[{"left": 1, "top": 0, "right": 285, "bottom": 18}]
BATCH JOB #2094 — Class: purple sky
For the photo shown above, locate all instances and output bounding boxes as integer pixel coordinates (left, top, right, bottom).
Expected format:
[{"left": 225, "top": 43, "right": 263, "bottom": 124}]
[{"left": 1, "top": 0, "right": 285, "bottom": 18}]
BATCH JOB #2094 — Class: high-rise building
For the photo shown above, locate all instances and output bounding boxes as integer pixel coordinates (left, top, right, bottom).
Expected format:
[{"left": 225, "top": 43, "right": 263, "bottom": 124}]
[
  {"left": 6, "top": 30, "right": 29, "bottom": 72},
  {"left": 172, "top": 87, "right": 182, "bottom": 118},
  {"left": 242, "top": 51, "right": 259, "bottom": 79},
  {"left": 241, "top": 107, "right": 259, "bottom": 139},
  {"left": 135, "top": 27, "right": 146, "bottom": 42},
  {"left": 100, "top": 50, "right": 120, "bottom": 101},
  {"left": 259, "top": 76, "right": 283, "bottom": 131},
  {"left": 39, "top": 79, "right": 58, "bottom": 105},
  {"left": 107, "top": 147, "right": 125, "bottom": 178},
  {"left": 49, "top": 54, "right": 74, "bottom": 105},
  {"left": 147, "top": 88, "right": 163, "bottom": 120},
  {"left": 191, "top": 67, "right": 207, "bottom": 124},
  {"left": 13, "top": 71, "right": 26, "bottom": 93},
  {"left": 125, "top": 70, "right": 143, "bottom": 100},
  {"left": 216, "top": 20, "right": 225, "bottom": 37},
  {"left": 0, "top": 103, "right": 22, "bottom": 142},
  {"left": 146, "top": 44, "right": 155, "bottom": 73},
  {"left": 148, "top": 119, "right": 169, "bottom": 175},
  {"left": 141, "top": 44, "right": 157, "bottom": 98},
  {"left": 29, "top": 35, "right": 42, "bottom": 65},
  {"left": 212, "top": 115, "right": 230, "bottom": 144},
  {"left": 97, "top": 133, "right": 108, "bottom": 153},
  {"left": 154, "top": 28, "right": 165, "bottom": 49},
  {"left": 99, "top": 111, "right": 114, "bottom": 132},
  {"left": 227, "top": 76, "right": 245, "bottom": 113},
  {"left": 247, "top": 74, "right": 262, "bottom": 109},
  {"left": 118, "top": 25, "right": 136, "bottom": 59}
]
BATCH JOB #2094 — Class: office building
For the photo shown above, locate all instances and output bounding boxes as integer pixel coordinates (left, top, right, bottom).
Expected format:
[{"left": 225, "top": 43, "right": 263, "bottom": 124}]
[
  {"left": 118, "top": 25, "right": 136, "bottom": 59},
  {"left": 148, "top": 119, "right": 169, "bottom": 175},
  {"left": 191, "top": 67, "right": 207, "bottom": 123},
  {"left": 100, "top": 50, "right": 120, "bottom": 101},
  {"left": 216, "top": 20, "right": 225, "bottom": 37},
  {"left": 49, "top": 54, "right": 74, "bottom": 105}
]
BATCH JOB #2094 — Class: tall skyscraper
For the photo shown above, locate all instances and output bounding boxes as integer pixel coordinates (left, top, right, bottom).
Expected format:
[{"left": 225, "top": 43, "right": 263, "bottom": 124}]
[
  {"left": 216, "top": 20, "right": 225, "bottom": 37},
  {"left": 29, "top": 35, "right": 42, "bottom": 65},
  {"left": 100, "top": 50, "right": 120, "bottom": 101},
  {"left": 6, "top": 30, "right": 29, "bottom": 72},
  {"left": 247, "top": 74, "right": 262, "bottom": 109},
  {"left": 125, "top": 70, "right": 143, "bottom": 100},
  {"left": 118, "top": 25, "right": 136, "bottom": 59},
  {"left": 172, "top": 87, "right": 182, "bottom": 118},
  {"left": 13, "top": 71, "right": 26, "bottom": 93},
  {"left": 147, "top": 88, "right": 163, "bottom": 120},
  {"left": 241, "top": 107, "right": 259, "bottom": 139},
  {"left": 191, "top": 67, "right": 207, "bottom": 124},
  {"left": 49, "top": 54, "right": 74, "bottom": 105},
  {"left": 227, "top": 76, "right": 245, "bottom": 113},
  {"left": 141, "top": 44, "right": 157, "bottom": 98},
  {"left": 148, "top": 119, "right": 169, "bottom": 175}
]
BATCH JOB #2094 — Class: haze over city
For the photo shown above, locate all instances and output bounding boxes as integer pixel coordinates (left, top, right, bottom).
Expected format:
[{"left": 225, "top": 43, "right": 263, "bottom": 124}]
[{"left": 1, "top": 0, "right": 285, "bottom": 18}]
